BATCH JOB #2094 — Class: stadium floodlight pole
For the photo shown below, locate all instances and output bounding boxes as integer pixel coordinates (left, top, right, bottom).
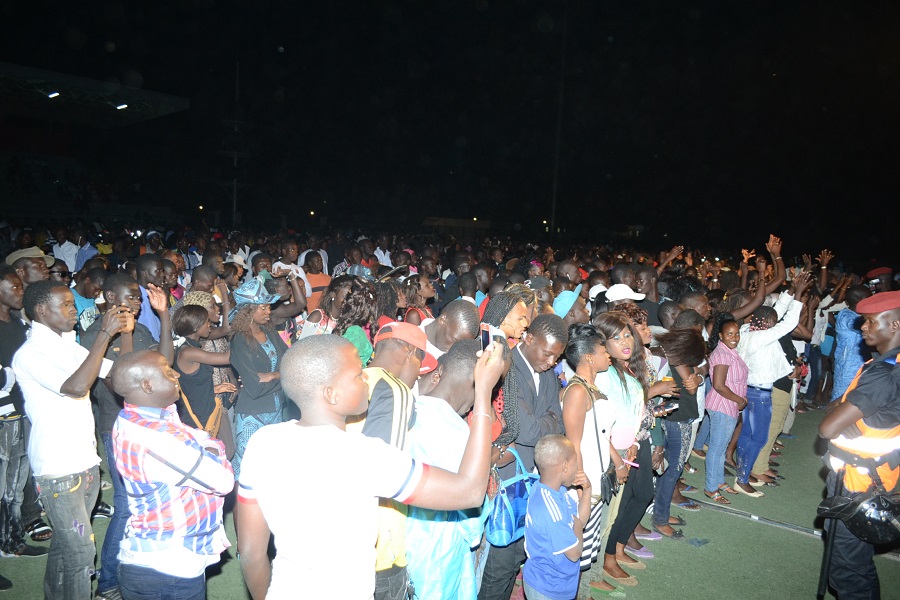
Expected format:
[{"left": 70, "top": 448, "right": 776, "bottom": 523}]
[{"left": 549, "top": 1, "right": 568, "bottom": 241}]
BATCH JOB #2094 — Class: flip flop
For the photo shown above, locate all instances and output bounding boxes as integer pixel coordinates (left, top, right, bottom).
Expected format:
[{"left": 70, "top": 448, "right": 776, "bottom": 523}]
[
  {"left": 680, "top": 484, "right": 699, "bottom": 494},
  {"left": 669, "top": 515, "right": 687, "bottom": 526},
  {"left": 704, "top": 490, "right": 731, "bottom": 505},
  {"left": 718, "top": 484, "right": 739, "bottom": 495},
  {"left": 589, "top": 582, "right": 628, "bottom": 598},
  {"left": 672, "top": 500, "right": 701, "bottom": 511}
]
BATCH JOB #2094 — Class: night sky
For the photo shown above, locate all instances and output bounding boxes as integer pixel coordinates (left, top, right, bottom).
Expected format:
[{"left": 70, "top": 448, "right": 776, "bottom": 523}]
[{"left": 2, "top": 2, "right": 898, "bottom": 262}]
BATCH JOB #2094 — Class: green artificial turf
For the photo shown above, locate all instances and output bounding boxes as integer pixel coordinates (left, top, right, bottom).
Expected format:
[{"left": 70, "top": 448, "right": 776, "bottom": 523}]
[{"left": 7, "top": 408, "right": 898, "bottom": 599}]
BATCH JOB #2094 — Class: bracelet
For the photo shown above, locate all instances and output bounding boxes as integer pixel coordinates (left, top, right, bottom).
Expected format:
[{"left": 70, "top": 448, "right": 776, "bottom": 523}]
[
  {"left": 616, "top": 465, "right": 626, "bottom": 470},
  {"left": 632, "top": 441, "right": 640, "bottom": 449},
  {"left": 820, "top": 266, "right": 827, "bottom": 269},
  {"left": 711, "top": 278, "right": 719, "bottom": 282},
  {"left": 775, "top": 257, "right": 783, "bottom": 261},
  {"left": 472, "top": 412, "right": 493, "bottom": 420},
  {"left": 99, "top": 330, "right": 112, "bottom": 339}
]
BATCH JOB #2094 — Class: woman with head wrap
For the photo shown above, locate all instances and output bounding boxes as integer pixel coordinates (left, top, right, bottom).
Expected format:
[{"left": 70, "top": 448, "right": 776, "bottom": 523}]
[{"left": 229, "top": 276, "right": 289, "bottom": 478}]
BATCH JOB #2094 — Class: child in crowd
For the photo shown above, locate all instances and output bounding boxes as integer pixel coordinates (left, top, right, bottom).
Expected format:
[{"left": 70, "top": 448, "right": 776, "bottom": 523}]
[{"left": 523, "top": 434, "right": 593, "bottom": 600}]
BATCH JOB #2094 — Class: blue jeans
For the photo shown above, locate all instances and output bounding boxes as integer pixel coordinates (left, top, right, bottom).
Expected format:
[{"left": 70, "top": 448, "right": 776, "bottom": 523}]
[
  {"left": 35, "top": 466, "right": 100, "bottom": 600},
  {"left": 704, "top": 411, "right": 738, "bottom": 493},
  {"left": 0, "top": 418, "right": 29, "bottom": 554},
  {"left": 693, "top": 412, "right": 710, "bottom": 451},
  {"left": 736, "top": 388, "right": 772, "bottom": 484},
  {"left": 118, "top": 563, "right": 206, "bottom": 600},
  {"left": 653, "top": 421, "right": 691, "bottom": 527},
  {"left": 523, "top": 582, "right": 561, "bottom": 600},
  {"left": 99, "top": 431, "right": 129, "bottom": 593}
]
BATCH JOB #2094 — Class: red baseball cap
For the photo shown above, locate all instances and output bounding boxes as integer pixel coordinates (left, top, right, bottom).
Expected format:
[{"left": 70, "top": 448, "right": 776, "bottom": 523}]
[{"left": 373, "top": 322, "right": 438, "bottom": 374}]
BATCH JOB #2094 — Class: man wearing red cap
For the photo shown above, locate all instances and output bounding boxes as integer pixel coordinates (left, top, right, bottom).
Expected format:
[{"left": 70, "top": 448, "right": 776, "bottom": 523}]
[
  {"left": 865, "top": 267, "right": 893, "bottom": 294},
  {"left": 347, "top": 322, "right": 435, "bottom": 600},
  {"left": 819, "top": 290, "right": 900, "bottom": 599}
]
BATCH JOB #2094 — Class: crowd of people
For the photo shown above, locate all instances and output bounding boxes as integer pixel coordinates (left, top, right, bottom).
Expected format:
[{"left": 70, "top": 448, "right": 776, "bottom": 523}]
[{"left": 0, "top": 220, "right": 896, "bottom": 600}]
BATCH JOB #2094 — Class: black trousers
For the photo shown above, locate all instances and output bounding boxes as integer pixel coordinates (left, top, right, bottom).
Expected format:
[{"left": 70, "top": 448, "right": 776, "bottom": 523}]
[
  {"left": 824, "top": 471, "right": 881, "bottom": 600},
  {"left": 477, "top": 537, "right": 525, "bottom": 600},
  {"left": 606, "top": 439, "right": 654, "bottom": 553}
]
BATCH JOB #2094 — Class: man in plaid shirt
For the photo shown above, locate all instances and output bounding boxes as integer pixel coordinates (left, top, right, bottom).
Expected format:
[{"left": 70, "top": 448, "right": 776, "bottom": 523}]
[{"left": 110, "top": 350, "right": 234, "bottom": 600}]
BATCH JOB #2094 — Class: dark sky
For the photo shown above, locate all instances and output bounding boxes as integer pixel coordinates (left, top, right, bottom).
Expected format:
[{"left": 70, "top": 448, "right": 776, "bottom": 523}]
[{"left": 2, "top": 1, "right": 898, "bottom": 261}]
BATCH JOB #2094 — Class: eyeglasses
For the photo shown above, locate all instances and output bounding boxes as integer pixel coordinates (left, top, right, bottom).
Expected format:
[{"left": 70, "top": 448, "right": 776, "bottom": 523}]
[{"left": 50, "top": 271, "right": 72, "bottom": 279}]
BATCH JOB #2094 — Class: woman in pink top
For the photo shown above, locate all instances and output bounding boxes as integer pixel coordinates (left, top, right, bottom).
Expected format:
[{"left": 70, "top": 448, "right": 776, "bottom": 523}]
[{"left": 704, "top": 313, "right": 749, "bottom": 503}]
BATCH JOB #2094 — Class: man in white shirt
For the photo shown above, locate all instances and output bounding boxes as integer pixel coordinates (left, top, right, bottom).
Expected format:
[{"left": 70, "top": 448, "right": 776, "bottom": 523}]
[
  {"left": 51, "top": 227, "right": 79, "bottom": 272},
  {"left": 271, "top": 239, "right": 313, "bottom": 297},
  {"left": 298, "top": 234, "right": 330, "bottom": 275},
  {"left": 12, "top": 280, "right": 132, "bottom": 599},
  {"left": 236, "top": 334, "right": 505, "bottom": 600},
  {"left": 733, "top": 274, "right": 807, "bottom": 494}
]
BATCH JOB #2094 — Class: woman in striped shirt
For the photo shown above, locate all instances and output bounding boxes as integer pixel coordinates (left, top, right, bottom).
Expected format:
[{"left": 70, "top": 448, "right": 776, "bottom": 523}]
[{"left": 705, "top": 313, "right": 750, "bottom": 502}]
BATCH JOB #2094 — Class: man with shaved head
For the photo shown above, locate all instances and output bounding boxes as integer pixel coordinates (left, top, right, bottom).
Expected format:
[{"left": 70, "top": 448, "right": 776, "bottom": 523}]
[
  {"left": 236, "top": 334, "right": 506, "bottom": 599},
  {"left": 110, "top": 351, "right": 233, "bottom": 600}
]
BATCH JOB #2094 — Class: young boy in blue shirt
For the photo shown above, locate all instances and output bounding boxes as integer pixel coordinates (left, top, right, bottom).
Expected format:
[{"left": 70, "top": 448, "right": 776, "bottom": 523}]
[{"left": 523, "top": 434, "right": 593, "bottom": 600}]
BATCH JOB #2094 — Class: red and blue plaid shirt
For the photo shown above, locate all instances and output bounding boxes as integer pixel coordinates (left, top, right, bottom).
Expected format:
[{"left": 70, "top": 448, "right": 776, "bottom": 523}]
[{"left": 113, "top": 403, "right": 234, "bottom": 572}]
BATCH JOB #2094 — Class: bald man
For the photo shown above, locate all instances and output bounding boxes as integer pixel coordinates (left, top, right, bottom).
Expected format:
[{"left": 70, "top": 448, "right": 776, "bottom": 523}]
[{"left": 110, "top": 351, "right": 233, "bottom": 600}]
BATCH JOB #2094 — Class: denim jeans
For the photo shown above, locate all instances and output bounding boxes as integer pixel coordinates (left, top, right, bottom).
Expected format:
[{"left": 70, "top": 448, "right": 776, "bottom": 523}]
[
  {"left": 99, "top": 431, "right": 129, "bottom": 593},
  {"left": 736, "top": 388, "right": 772, "bottom": 484},
  {"left": 35, "top": 466, "right": 100, "bottom": 600},
  {"left": 704, "top": 411, "right": 738, "bottom": 493},
  {"left": 692, "top": 412, "right": 710, "bottom": 451},
  {"left": 0, "top": 418, "right": 29, "bottom": 554},
  {"left": 477, "top": 537, "right": 525, "bottom": 600},
  {"left": 652, "top": 421, "right": 690, "bottom": 527},
  {"left": 118, "top": 563, "right": 206, "bottom": 600},
  {"left": 374, "top": 564, "right": 413, "bottom": 600},
  {"left": 523, "top": 582, "right": 559, "bottom": 600}
]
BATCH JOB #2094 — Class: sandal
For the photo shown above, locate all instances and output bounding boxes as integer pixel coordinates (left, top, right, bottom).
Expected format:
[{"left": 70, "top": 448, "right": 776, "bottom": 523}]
[
  {"left": 684, "top": 463, "right": 697, "bottom": 474},
  {"left": 672, "top": 500, "right": 701, "bottom": 511},
  {"left": 680, "top": 484, "right": 698, "bottom": 494},
  {"left": 651, "top": 523, "right": 685, "bottom": 540},
  {"left": 718, "top": 484, "right": 739, "bottom": 495},
  {"left": 25, "top": 518, "right": 52, "bottom": 542},
  {"left": 704, "top": 490, "right": 731, "bottom": 505},
  {"left": 669, "top": 515, "right": 687, "bottom": 526}
]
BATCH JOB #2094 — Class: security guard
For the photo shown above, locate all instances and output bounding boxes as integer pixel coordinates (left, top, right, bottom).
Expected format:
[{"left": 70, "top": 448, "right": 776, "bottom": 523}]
[{"left": 819, "top": 290, "right": 900, "bottom": 600}]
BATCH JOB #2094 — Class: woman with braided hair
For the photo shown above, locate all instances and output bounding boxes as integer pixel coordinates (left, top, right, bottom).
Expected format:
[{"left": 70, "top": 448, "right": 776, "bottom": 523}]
[
  {"left": 333, "top": 276, "right": 378, "bottom": 365},
  {"left": 482, "top": 290, "right": 530, "bottom": 349}
]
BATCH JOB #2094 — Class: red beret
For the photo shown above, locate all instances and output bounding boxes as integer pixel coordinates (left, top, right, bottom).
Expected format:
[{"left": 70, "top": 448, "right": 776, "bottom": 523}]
[
  {"left": 855, "top": 290, "right": 900, "bottom": 315},
  {"left": 866, "top": 267, "right": 892, "bottom": 279}
]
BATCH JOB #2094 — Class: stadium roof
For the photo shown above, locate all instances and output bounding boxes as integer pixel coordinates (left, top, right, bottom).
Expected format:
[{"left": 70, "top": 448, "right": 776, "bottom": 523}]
[{"left": 0, "top": 61, "right": 189, "bottom": 128}]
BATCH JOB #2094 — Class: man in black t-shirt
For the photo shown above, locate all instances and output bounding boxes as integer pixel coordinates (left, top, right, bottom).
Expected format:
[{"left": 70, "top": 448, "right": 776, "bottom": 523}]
[{"left": 0, "top": 265, "right": 47, "bottom": 575}]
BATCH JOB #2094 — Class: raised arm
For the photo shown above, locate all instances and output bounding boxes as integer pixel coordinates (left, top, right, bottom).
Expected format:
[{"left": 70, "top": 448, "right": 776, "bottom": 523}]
[
  {"left": 404, "top": 342, "right": 506, "bottom": 510},
  {"left": 764, "top": 234, "right": 787, "bottom": 294},
  {"left": 62, "top": 306, "right": 132, "bottom": 397},
  {"left": 816, "top": 249, "right": 834, "bottom": 294},
  {"left": 147, "top": 283, "right": 175, "bottom": 363}
]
